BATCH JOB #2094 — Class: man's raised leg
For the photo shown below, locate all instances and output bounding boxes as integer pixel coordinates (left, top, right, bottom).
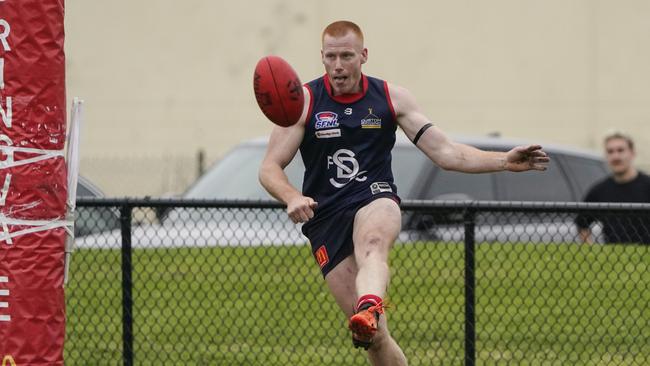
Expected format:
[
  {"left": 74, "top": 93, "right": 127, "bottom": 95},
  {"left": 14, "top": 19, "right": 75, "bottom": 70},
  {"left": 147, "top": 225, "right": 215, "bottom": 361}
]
[
  {"left": 352, "top": 197, "right": 406, "bottom": 365},
  {"left": 321, "top": 197, "right": 406, "bottom": 365},
  {"left": 325, "top": 254, "right": 407, "bottom": 366},
  {"left": 352, "top": 198, "right": 401, "bottom": 298}
]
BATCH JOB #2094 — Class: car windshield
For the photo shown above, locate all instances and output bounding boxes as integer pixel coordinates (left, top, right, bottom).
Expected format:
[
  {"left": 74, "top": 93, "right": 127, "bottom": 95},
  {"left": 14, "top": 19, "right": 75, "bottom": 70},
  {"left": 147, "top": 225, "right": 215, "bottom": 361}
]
[
  {"left": 391, "top": 146, "right": 429, "bottom": 198},
  {"left": 185, "top": 143, "right": 429, "bottom": 200},
  {"left": 562, "top": 155, "right": 608, "bottom": 197},
  {"left": 76, "top": 183, "right": 96, "bottom": 197},
  {"left": 184, "top": 144, "right": 304, "bottom": 199},
  {"left": 424, "top": 169, "right": 496, "bottom": 200}
]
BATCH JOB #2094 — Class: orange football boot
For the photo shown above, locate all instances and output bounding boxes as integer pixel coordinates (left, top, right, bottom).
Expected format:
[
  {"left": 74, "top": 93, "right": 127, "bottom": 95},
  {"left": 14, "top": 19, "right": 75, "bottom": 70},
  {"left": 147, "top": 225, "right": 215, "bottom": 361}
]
[{"left": 349, "top": 302, "right": 385, "bottom": 350}]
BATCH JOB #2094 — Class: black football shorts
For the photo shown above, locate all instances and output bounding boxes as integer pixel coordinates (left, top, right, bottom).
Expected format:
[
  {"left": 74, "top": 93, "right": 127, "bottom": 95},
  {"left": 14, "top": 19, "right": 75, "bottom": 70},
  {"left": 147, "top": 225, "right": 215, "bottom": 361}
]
[{"left": 301, "top": 193, "right": 399, "bottom": 277}]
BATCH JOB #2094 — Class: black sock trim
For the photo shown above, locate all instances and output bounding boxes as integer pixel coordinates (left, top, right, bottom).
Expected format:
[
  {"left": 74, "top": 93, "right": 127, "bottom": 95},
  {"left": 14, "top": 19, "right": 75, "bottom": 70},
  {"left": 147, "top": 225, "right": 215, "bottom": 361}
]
[{"left": 357, "top": 303, "right": 373, "bottom": 312}]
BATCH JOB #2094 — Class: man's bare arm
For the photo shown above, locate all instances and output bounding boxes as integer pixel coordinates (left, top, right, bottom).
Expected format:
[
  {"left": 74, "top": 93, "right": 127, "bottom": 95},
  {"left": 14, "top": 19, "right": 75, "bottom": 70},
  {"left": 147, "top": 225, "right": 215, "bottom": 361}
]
[
  {"left": 388, "top": 83, "right": 549, "bottom": 173},
  {"left": 259, "top": 86, "right": 317, "bottom": 223},
  {"left": 259, "top": 121, "right": 304, "bottom": 203},
  {"left": 579, "top": 228, "right": 593, "bottom": 244}
]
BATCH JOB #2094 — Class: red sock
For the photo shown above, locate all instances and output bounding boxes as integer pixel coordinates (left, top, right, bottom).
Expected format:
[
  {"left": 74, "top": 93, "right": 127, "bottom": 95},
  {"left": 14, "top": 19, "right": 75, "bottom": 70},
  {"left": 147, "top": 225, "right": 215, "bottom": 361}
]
[{"left": 356, "top": 294, "right": 382, "bottom": 312}]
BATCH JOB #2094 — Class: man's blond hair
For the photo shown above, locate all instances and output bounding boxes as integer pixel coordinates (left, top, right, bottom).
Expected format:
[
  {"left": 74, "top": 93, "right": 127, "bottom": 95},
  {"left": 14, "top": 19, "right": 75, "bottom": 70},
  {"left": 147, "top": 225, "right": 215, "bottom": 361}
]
[{"left": 322, "top": 21, "right": 364, "bottom": 44}]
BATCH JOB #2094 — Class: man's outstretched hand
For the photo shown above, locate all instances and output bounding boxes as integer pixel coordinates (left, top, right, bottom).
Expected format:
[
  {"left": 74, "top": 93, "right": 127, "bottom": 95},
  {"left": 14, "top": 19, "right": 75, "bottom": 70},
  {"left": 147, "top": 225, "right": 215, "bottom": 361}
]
[
  {"left": 286, "top": 195, "right": 318, "bottom": 223},
  {"left": 505, "top": 145, "right": 550, "bottom": 172}
]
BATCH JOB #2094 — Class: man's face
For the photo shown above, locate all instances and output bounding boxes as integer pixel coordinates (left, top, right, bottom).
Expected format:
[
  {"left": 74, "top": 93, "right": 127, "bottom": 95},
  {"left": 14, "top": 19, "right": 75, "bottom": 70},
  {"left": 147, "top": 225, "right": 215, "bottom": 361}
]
[
  {"left": 605, "top": 138, "right": 635, "bottom": 175},
  {"left": 321, "top": 31, "right": 367, "bottom": 95}
]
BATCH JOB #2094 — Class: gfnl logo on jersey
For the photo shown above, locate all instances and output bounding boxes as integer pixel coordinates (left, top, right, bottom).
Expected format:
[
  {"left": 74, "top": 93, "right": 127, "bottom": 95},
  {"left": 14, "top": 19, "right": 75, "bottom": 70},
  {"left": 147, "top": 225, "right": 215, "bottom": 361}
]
[
  {"left": 315, "top": 111, "right": 339, "bottom": 129},
  {"left": 327, "top": 149, "right": 367, "bottom": 188}
]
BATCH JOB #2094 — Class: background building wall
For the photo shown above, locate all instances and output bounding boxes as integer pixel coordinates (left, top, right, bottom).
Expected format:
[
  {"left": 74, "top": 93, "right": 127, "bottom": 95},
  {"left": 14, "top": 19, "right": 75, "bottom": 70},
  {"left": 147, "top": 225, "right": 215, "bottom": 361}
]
[{"left": 64, "top": 0, "right": 650, "bottom": 196}]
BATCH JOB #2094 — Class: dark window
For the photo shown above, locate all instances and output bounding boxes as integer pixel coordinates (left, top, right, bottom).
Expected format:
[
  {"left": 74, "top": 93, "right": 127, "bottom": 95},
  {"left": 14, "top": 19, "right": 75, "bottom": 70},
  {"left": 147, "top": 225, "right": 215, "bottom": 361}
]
[
  {"left": 76, "top": 183, "right": 94, "bottom": 197},
  {"left": 496, "top": 158, "right": 572, "bottom": 201},
  {"left": 185, "top": 145, "right": 304, "bottom": 200},
  {"left": 75, "top": 180, "right": 121, "bottom": 236},
  {"left": 562, "top": 155, "right": 608, "bottom": 198},
  {"left": 392, "top": 146, "right": 429, "bottom": 198},
  {"left": 423, "top": 169, "right": 496, "bottom": 200}
]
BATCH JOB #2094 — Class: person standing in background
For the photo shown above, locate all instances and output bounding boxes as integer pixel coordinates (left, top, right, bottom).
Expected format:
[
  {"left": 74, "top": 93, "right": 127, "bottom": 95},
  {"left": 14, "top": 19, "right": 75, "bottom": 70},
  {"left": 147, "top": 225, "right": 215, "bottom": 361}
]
[{"left": 576, "top": 132, "right": 650, "bottom": 244}]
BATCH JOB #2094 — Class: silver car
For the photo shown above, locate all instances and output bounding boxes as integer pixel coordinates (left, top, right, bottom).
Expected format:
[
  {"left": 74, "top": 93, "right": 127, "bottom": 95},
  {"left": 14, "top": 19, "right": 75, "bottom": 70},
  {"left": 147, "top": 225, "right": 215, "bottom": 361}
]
[
  {"left": 75, "top": 176, "right": 120, "bottom": 237},
  {"left": 76, "top": 134, "right": 608, "bottom": 248}
]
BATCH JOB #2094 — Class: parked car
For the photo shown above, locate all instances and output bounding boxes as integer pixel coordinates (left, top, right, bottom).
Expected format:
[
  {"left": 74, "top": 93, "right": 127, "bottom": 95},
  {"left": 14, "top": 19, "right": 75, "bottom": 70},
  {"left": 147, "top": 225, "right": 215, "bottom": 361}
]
[
  {"left": 183, "top": 134, "right": 607, "bottom": 202},
  {"left": 77, "top": 134, "right": 608, "bottom": 248},
  {"left": 75, "top": 176, "right": 120, "bottom": 237},
  {"left": 389, "top": 135, "right": 608, "bottom": 242}
]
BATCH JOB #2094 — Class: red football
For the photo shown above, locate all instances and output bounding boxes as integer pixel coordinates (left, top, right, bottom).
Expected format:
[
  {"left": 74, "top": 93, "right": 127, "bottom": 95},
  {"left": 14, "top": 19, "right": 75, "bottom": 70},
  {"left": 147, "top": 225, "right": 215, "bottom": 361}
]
[{"left": 253, "top": 56, "right": 304, "bottom": 127}]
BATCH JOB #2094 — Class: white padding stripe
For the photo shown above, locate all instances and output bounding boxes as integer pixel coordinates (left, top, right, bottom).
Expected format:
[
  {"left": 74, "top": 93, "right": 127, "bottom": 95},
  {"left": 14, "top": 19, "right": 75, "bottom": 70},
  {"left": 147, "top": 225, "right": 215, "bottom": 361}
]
[
  {"left": 0, "top": 213, "right": 73, "bottom": 244},
  {"left": 0, "top": 145, "right": 64, "bottom": 170}
]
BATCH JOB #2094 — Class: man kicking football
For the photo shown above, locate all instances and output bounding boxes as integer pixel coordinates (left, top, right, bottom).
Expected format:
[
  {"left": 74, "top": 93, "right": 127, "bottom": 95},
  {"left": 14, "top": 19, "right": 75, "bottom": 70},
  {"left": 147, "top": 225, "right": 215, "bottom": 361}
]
[{"left": 259, "top": 20, "right": 549, "bottom": 365}]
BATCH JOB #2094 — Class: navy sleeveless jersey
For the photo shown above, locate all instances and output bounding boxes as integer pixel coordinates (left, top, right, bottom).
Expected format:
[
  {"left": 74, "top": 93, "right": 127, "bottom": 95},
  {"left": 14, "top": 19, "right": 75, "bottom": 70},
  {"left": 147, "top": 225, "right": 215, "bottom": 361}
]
[{"left": 299, "top": 74, "right": 400, "bottom": 220}]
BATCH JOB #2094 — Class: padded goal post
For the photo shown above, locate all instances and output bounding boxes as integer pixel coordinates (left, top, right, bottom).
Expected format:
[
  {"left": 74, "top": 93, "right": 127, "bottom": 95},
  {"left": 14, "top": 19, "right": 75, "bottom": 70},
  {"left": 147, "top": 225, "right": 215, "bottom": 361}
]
[{"left": 0, "top": 1, "right": 68, "bottom": 365}]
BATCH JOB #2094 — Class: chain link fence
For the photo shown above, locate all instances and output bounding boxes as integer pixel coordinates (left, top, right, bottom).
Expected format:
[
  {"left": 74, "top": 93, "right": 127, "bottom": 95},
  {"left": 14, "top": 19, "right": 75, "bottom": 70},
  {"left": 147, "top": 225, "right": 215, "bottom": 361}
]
[{"left": 65, "top": 199, "right": 649, "bottom": 365}]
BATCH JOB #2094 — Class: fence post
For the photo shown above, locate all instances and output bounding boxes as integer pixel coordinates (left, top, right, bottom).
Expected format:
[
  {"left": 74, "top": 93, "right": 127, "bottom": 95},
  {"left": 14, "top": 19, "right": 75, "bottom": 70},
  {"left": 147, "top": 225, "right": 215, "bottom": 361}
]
[
  {"left": 463, "top": 208, "right": 476, "bottom": 366},
  {"left": 120, "top": 204, "right": 134, "bottom": 366}
]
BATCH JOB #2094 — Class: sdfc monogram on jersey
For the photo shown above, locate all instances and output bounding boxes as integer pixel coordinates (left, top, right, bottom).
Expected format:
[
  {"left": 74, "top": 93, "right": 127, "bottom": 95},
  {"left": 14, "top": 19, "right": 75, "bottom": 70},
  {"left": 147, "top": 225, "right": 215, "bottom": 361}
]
[
  {"left": 361, "top": 107, "right": 382, "bottom": 129},
  {"left": 327, "top": 149, "right": 367, "bottom": 188}
]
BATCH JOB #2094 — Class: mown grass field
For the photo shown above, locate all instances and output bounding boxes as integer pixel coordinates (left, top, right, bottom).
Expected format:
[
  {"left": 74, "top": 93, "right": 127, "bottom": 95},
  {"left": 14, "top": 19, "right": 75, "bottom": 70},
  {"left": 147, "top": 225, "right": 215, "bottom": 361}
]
[{"left": 65, "top": 242, "right": 648, "bottom": 365}]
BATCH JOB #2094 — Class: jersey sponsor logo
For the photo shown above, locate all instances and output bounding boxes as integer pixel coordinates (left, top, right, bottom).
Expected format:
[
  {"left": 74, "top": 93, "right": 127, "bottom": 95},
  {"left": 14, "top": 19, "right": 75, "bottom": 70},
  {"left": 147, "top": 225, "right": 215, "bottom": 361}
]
[
  {"left": 314, "top": 111, "right": 339, "bottom": 129},
  {"left": 370, "top": 182, "right": 393, "bottom": 195},
  {"left": 315, "top": 129, "right": 341, "bottom": 139},
  {"left": 327, "top": 149, "right": 367, "bottom": 188},
  {"left": 361, "top": 107, "right": 382, "bottom": 129},
  {"left": 315, "top": 245, "right": 329, "bottom": 268}
]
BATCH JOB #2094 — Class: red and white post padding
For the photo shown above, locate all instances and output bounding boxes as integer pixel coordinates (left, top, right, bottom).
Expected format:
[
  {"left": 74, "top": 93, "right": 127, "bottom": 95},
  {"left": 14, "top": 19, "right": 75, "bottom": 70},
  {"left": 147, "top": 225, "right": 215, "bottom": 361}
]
[{"left": 0, "top": 1, "right": 68, "bottom": 365}]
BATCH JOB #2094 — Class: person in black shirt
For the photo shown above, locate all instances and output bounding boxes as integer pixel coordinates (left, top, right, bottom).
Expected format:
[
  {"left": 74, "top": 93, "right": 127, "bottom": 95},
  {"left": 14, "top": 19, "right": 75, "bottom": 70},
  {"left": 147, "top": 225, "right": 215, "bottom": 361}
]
[{"left": 576, "top": 132, "right": 650, "bottom": 244}]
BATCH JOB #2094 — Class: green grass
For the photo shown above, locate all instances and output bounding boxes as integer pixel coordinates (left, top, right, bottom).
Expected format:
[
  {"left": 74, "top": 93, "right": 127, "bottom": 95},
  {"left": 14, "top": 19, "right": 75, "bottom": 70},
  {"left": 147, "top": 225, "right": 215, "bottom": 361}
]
[{"left": 64, "top": 242, "right": 649, "bottom": 365}]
